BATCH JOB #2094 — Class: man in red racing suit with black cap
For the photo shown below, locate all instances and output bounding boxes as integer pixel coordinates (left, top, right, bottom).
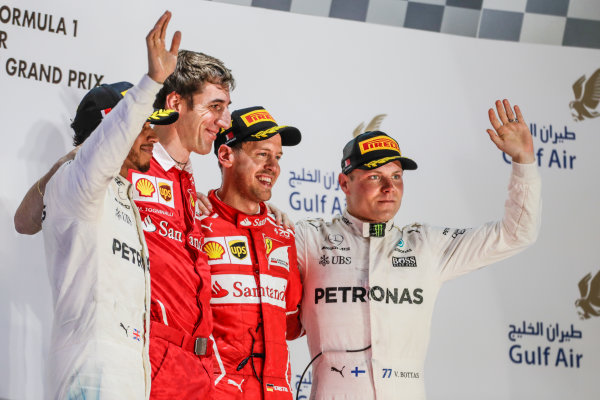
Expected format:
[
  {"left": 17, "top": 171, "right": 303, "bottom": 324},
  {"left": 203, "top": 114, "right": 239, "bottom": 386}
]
[{"left": 198, "top": 106, "right": 303, "bottom": 399}]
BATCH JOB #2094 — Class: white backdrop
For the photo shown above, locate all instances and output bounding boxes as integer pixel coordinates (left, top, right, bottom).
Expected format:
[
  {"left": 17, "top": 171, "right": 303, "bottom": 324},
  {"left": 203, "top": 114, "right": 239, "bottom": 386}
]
[{"left": 1, "top": 0, "right": 599, "bottom": 399}]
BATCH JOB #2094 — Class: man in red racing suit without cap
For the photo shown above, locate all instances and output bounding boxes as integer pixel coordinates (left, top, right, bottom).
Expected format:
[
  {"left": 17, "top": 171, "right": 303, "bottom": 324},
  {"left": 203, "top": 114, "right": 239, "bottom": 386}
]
[
  {"left": 199, "top": 106, "right": 303, "bottom": 399},
  {"left": 130, "top": 48, "right": 234, "bottom": 399}
]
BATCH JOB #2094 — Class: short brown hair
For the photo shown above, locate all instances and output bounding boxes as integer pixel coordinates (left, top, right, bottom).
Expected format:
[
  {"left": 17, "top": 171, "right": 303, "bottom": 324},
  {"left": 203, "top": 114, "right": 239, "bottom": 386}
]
[{"left": 154, "top": 49, "right": 235, "bottom": 109}]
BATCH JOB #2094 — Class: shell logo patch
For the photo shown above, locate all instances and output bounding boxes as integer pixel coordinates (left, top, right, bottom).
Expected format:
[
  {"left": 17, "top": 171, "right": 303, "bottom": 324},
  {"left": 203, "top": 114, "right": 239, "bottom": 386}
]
[
  {"left": 229, "top": 240, "right": 248, "bottom": 260},
  {"left": 241, "top": 109, "right": 275, "bottom": 127},
  {"left": 203, "top": 241, "right": 225, "bottom": 260},
  {"left": 359, "top": 136, "right": 400, "bottom": 155},
  {"left": 159, "top": 183, "right": 172, "bottom": 202},
  {"left": 203, "top": 236, "right": 252, "bottom": 266},
  {"left": 131, "top": 173, "right": 175, "bottom": 209},
  {"left": 136, "top": 178, "right": 155, "bottom": 197}
]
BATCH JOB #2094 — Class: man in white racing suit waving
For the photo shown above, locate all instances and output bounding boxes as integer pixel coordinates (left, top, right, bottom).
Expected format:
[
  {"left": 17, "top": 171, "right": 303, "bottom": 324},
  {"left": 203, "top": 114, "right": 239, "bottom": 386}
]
[
  {"left": 295, "top": 99, "right": 541, "bottom": 399},
  {"left": 40, "top": 12, "right": 180, "bottom": 399}
]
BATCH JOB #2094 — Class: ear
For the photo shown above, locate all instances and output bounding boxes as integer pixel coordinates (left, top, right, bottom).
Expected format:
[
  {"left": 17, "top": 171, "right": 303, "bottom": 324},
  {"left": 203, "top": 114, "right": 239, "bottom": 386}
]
[
  {"left": 164, "top": 91, "right": 183, "bottom": 111},
  {"left": 217, "top": 145, "right": 235, "bottom": 169},
  {"left": 338, "top": 172, "right": 351, "bottom": 195}
]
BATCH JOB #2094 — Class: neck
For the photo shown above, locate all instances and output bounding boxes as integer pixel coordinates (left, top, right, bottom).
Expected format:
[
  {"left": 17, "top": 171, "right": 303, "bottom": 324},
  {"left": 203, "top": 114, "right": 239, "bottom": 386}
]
[
  {"left": 155, "top": 125, "right": 191, "bottom": 165},
  {"left": 216, "top": 184, "right": 261, "bottom": 215}
]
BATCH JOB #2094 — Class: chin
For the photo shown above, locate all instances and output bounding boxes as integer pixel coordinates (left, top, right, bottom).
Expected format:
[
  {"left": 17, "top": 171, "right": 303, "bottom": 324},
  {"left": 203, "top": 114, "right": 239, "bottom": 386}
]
[{"left": 137, "top": 162, "right": 151, "bottom": 173}]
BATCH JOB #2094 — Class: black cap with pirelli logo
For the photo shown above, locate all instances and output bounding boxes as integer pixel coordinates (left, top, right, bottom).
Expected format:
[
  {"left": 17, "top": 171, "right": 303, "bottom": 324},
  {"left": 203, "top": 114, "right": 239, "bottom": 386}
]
[{"left": 341, "top": 131, "right": 417, "bottom": 175}]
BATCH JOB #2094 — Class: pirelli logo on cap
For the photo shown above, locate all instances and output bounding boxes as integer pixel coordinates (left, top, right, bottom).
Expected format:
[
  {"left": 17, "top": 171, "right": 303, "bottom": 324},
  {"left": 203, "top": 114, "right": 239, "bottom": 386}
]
[
  {"left": 241, "top": 109, "right": 275, "bottom": 127},
  {"left": 359, "top": 136, "right": 400, "bottom": 155}
]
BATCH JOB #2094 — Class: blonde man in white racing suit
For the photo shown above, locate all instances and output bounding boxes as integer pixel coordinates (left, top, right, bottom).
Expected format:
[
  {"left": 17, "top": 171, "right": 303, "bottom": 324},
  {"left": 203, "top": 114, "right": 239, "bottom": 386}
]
[{"left": 295, "top": 100, "right": 541, "bottom": 399}]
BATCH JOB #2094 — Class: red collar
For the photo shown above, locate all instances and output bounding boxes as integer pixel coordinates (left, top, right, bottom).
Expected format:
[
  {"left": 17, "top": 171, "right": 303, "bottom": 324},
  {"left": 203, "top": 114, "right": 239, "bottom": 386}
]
[{"left": 208, "top": 190, "right": 270, "bottom": 230}]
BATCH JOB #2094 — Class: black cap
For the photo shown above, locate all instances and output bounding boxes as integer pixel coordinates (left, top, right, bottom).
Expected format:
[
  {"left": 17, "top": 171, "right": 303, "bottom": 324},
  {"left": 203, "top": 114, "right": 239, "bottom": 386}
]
[
  {"left": 341, "top": 131, "right": 417, "bottom": 175},
  {"left": 214, "top": 106, "right": 301, "bottom": 155},
  {"left": 71, "top": 81, "right": 179, "bottom": 142}
]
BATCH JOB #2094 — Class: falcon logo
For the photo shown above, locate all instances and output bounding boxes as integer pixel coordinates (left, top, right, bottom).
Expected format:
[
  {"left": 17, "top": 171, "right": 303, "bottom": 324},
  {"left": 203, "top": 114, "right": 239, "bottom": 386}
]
[
  {"left": 229, "top": 240, "right": 248, "bottom": 260},
  {"left": 136, "top": 178, "right": 155, "bottom": 197},
  {"left": 212, "top": 281, "right": 229, "bottom": 298},
  {"left": 575, "top": 270, "right": 600, "bottom": 319},
  {"left": 203, "top": 241, "right": 225, "bottom": 260},
  {"left": 570, "top": 68, "right": 600, "bottom": 121},
  {"left": 159, "top": 183, "right": 172, "bottom": 202}
]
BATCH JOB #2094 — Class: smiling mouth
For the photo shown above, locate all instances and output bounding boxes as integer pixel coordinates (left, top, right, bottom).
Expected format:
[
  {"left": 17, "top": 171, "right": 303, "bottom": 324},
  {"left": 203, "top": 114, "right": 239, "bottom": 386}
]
[{"left": 257, "top": 176, "right": 273, "bottom": 186}]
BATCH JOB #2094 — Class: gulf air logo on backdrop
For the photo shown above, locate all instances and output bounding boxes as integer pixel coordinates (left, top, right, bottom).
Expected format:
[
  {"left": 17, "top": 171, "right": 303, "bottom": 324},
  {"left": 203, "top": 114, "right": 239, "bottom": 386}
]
[
  {"left": 131, "top": 173, "right": 175, "bottom": 209},
  {"left": 570, "top": 68, "right": 600, "bottom": 121},
  {"left": 358, "top": 136, "right": 400, "bottom": 154},
  {"left": 202, "top": 236, "right": 252, "bottom": 266},
  {"left": 210, "top": 274, "right": 287, "bottom": 309},
  {"left": 241, "top": 109, "right": 275, "bottom": 127},
  {"left": 575, "top": 269, "right": 600, "bottom": 319}
]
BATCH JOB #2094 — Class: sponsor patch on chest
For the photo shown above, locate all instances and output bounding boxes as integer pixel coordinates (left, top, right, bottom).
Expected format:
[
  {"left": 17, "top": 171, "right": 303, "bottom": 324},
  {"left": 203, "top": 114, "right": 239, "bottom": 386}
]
[
  {"left": 131, "top": 173, "right": 175, "bottom": 209},
  {"left": 211, "top": 274, "right": 287, "bottom": 308},
  {"left": 202, "top": 236, "right": 252, "bottom": 266}
]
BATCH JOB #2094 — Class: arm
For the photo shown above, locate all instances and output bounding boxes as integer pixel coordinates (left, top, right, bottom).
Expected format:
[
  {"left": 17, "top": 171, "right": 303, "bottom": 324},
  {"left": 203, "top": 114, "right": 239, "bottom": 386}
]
[
  {"left": 14, "top": 148, "right": 78, "bottom": 234},
  {"left": 46, "top": 12, "right": 180, "bottom": 217},
  {"left": 435, "top": 100, "right": 541, "bottom": 279}
]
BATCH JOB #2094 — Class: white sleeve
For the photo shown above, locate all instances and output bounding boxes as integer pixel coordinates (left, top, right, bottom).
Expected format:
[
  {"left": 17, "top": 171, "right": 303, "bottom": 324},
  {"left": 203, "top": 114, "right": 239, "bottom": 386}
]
[
  {"left": 45, "top": 75, "right": 161, "bottom": 220},
  {"left": 295, "top": 221, "right": 308, "bottom": 282},
  {"left": 430, "top": 162, "right": 542, "bottom": 281}
]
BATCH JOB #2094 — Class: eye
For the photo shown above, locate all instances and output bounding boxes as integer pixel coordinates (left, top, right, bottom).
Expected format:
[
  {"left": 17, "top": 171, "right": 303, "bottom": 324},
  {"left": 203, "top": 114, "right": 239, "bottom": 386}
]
[
  {"left": 368, "top": 175, "right": 380, "bottom": 181},
  {"left": 210, "top": 104, "right": 223, "bottom": 112},
  {"left": 392, "top": 173, "right": 403, "bottom": 180}
]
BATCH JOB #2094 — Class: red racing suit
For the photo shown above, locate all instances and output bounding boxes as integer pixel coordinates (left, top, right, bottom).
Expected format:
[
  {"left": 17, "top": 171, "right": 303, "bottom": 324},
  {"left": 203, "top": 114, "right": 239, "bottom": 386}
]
[
  {"left": 199, "top": 190, "right": 303, "bottom": 399},
  {"left": 129, "top": 143, "right": 213, "bottom": 400}
]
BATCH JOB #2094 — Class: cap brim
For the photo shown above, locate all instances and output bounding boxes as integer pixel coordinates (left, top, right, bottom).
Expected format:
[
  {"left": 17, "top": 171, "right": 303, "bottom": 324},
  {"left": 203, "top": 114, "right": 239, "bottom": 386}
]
[
  {"left": 147, "top": 109, "right": 179, "bottom": 125},
  {"left": 357, "top": 155, "right": 418, "bottom": 171},
  {"left": 249, "top": 125, "right": 301, "bottom": 146}
]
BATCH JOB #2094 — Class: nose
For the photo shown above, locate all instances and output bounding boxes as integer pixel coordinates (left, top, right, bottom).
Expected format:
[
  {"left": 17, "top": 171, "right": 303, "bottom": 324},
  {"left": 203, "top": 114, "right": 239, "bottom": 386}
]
[
  {"left": 380, "top": 177, "right": 395, "bottom": 192},
  {"left": 264, "top": 155, "right": 280, "bottom": 173},
  {"left": 217, "top": 108, "right": 232, "bottom": 130}
]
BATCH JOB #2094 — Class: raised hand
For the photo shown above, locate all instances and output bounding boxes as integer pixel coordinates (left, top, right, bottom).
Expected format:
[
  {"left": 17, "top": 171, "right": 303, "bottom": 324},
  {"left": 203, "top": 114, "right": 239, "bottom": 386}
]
[
  {"left": 146, "top": 11, "right": 181, "bottom": 84},
  {"left": 487, "top": 99, "right": 535, "bottom": 164}
]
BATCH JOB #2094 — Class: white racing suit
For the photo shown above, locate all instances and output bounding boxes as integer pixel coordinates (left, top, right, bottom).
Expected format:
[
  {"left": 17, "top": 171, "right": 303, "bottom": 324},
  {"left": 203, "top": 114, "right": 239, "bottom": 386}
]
[
  {"left": 42, "top": 75, "right": 160, "bottom": 399},
  {"left": 295, "top": 162, "right": 541, "bottom": 399}
]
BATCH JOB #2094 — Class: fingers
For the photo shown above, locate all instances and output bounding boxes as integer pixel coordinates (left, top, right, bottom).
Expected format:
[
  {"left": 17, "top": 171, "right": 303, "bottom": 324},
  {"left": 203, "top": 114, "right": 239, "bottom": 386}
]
[
  {"left": 495, "top": 99, "right": 509, "bottom": 124},
  {"left": 169, "top": 31, "right": 182, "bottom": 55},
  {"left": 486, "top": 129, "right": 503, "bottom": 149},
  {"left": 160, "top": 11, "right": 171, "bottom": 40},
  {"left": 514, "top": 105, "right": 525, "bottom": 125},
  {"left": 488, "top": 107, "right": 502, "bottom": 131},
  {"left": 503, "top": 99, "right": 518, "bottom": 122},
  {"left": 196, "top": 192, "right": 213, "bottom": 215},
  {"left": 147, "top": 11, "right": 169, "bottom": 42}
]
